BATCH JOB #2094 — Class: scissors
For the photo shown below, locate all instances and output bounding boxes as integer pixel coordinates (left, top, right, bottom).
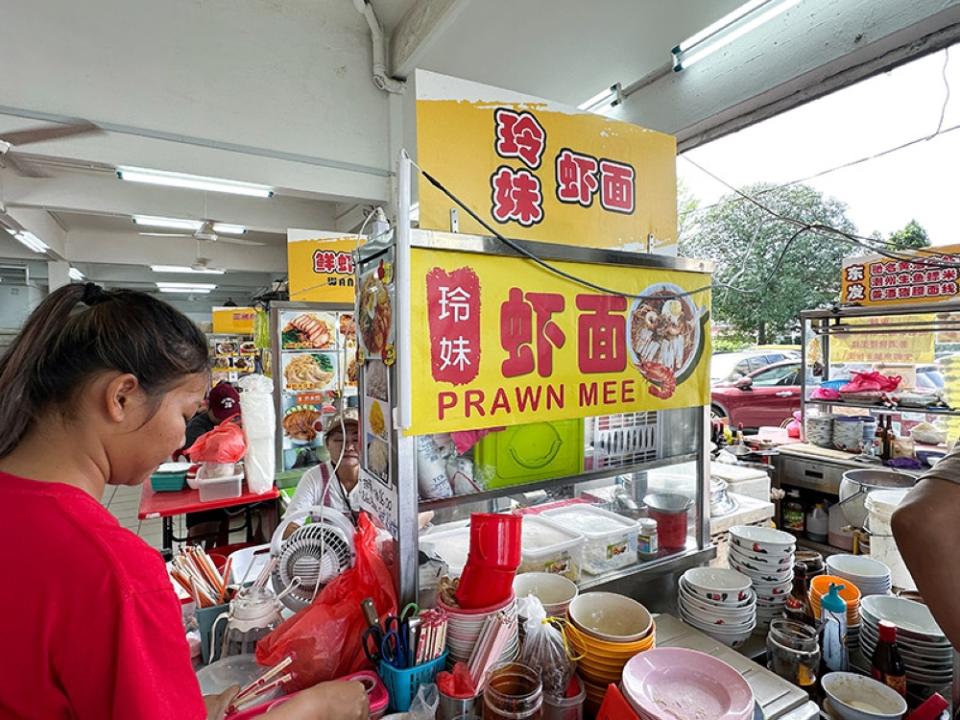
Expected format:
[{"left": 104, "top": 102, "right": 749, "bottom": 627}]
[{"left": 362, "top": 615, "right": 409, "bottom": 667}]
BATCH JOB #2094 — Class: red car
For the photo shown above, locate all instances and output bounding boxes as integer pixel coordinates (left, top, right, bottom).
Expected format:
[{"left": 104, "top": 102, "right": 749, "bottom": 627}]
[{"left": 711, "top": 360, "right": 804, "bottom": 429}]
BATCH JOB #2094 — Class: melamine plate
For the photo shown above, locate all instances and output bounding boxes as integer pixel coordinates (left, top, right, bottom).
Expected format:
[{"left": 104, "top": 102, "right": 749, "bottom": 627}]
[
  {"left": 729, "top": 525, "right": 797, "bottom": 550},
  {"left": 622, "top": 648, "right": 755, "bottom": 720},
  {"left": 861, "top": 596, "right": 946, "bottom": 639}
]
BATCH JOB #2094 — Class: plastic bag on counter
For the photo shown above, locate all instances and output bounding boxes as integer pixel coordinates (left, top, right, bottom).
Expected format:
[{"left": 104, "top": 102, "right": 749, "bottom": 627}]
[
  {"left": 255, "top": 514, "right": 397, "bottom": 689},
  {"left": 238, "top": 374, "right": 276, "bottom": 494},
  {"left": 407, "top": 683, "right": 439, "bottom": 720},
  {"left": 185, "top": 419, "right": 247, "bottom": 464},
  {"left": 519, "top": 597, "right": 576, "bottom": 698}
]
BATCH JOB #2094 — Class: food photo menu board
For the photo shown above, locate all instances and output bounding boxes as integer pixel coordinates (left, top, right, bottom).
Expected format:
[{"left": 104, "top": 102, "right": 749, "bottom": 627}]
[{"left": 274, "top": 306, "right": 358, "bottom": 471}]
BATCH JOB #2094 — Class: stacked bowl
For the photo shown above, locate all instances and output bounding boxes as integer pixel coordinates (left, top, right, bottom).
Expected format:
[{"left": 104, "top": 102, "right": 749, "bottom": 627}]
[
  {"left": 859, "top": 595, "right": 954, "bottom": 690},
  {"left": 566, "top": 592, "right": 655, "bottom": 708},
  {"left": 678, "top": 567, "right": 756, "bottom": 647},
  {"left": 513, "top": 572, "right": 579, "bottom": 617},
  {"left": 810, "top": 574, "right": 861, "bottom": 649},
  {"left": 728, "top": 525, "right": 796, "bottom": 629},
  {"left": 621, "top": 648, "right": 756, "bottom": 720},
  {"left": 439, "top": 593, "right": 520, "bottom": 666},
  {"left": 825, "top": 554, "right": 892, "bottom": 597}
]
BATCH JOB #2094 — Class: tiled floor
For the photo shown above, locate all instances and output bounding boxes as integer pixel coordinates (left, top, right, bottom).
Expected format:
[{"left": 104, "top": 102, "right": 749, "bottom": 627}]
[{"left": 100, "top": 483, "right": 168, "bottom": 549}]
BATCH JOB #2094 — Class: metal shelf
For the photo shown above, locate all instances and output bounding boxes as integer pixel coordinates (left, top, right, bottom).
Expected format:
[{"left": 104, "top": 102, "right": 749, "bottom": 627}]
[
  {"left": 803, "top": 399, "right": 960, "bottom": 417},
  {"left": 578, "top": 543, "right": 714, "bottom": 591},
  {"left": 417, "top": 452, "right": 699, "bottom": 512}
]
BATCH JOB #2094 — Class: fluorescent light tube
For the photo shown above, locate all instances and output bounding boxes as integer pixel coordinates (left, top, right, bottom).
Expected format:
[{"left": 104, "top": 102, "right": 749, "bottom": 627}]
[
  {"left": 156, "top": 282, "right": 217, "bottom": 291},
  {"left": 14, "top": 231, "right": 49, "bottom": 254},
  {"left": 68, "top": 267, "right": 85, "bottom": 281},
  {"left": 133, "top": 215, "right": 203, "bottom": 231},
  {"left": 211, "top": 223, "right": 246, "bottom": 235},
  {"left": 577, "top": 84, "right": 622, "bottom": 112},
  {"left": 159, "top": 287, "right": 213, "bottom": 294},
  {"left": 151, "top": 265, "right": 225, "bottom": 275},
  {"left": 117, "top": 166, "right": 274, "bottom": 198},
  {"left": 673, "top": 0, "right": 800, "bottom": 71}
]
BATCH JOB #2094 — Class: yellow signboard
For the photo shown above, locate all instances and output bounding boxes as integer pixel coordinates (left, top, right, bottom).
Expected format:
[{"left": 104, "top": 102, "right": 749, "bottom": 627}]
[
  {"left": 287, "top": 229, "right": 360, "bottom": 304},
  {"left": 408, "top": 247, "right": 711, "bottom": 436},
  {"left": 841, "top": 244, "right": 960, "bottom": 307},
  {"left": 830, "top": 316, "right": 935, "bottom": 364},
  {"left": 415, "top": 70, "right": 678, "bottom": 254},
  {"left": 212, "top": 306, "right": 255, "bottom": 335}
]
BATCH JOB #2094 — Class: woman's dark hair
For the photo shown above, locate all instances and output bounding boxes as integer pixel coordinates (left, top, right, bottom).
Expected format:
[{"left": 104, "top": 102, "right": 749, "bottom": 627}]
[{"left": 0, "top": 283, "right": 209, "bottom": 458}]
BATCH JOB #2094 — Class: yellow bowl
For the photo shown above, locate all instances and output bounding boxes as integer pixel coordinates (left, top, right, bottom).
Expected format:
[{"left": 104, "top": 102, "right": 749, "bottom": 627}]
[
  {"left": 568, "top": 620, "right": 655, "bottom": 657},
  {"left": 568, "top": 592, "right": 653, "bottom": 643}
]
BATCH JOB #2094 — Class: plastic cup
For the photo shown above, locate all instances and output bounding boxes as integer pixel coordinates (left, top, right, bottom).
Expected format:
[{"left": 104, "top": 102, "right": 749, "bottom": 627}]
[{"left": 469, "top": 513, "right": 522, "bottom": 570}]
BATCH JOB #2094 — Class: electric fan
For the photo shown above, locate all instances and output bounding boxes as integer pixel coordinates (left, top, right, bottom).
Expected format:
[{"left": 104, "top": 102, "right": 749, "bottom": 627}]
[{"left": 270, "top": 506, "right": 356, "bottom": 611}]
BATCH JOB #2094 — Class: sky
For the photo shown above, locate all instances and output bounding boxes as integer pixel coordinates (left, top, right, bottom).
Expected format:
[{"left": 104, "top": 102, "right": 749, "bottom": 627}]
[{"left": 678, "top": 46, "right": 960, "bottom": 247}]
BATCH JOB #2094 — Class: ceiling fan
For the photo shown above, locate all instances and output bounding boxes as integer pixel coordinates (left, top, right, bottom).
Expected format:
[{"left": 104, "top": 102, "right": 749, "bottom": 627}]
[
  {"left": 139, "top": 220, "right": 265, "bottom": 246},
  {"left": 0, "top": 120, "right": 101, "bottom": 177}
]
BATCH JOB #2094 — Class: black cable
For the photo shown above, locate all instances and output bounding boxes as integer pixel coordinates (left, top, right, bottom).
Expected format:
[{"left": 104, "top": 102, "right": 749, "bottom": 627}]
[{"left": 417, "top": 166, "right": 715, "bottom": 301}]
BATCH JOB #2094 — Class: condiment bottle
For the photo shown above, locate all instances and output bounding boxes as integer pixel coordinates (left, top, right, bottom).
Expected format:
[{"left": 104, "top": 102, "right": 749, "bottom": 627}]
[
  {"left": 783, "top": 489, "right": 805, "bottom": 535},
  {"left": 638, "top": 518, "right": 659, "bottom": 560},
  {"left": 820, "top": 583, "right": 848, "bottom": 673},
  {"left": 783, "top": 563, "right": 814, "bottom": 626},
  {"left": 871, "top": 620, "right": 907, "bottom": 697}
]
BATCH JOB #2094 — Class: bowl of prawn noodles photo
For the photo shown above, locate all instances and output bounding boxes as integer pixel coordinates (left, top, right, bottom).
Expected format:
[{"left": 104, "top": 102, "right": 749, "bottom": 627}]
[{"left": 627, "top": 283, "right": 709, "bottom": 399}]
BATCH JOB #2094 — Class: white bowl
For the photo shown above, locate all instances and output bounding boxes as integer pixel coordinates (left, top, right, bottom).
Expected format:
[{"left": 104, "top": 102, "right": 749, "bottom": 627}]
[
  {"left": 822, "top": 672, "right": 907, "bottom": 719},
  {"left": 826, "top": 554, "right": 891, "bottom": 579},
  {"left": 681, "top": 567, "right": 752, "bottom": 604},
  {"left": 729, "top": 525, "right": 797, "bottom": 550},
  {"left": 679, "top": 577, "right": 755, "bottom": 608},
  {"left": 729, "top": 545, "right": 794, "bottom": 568},
  {"left": 567, "top": 592, "right": 653, "bottom": 642},
  {"left": 861, "top": 596, "right": 946, "bottom": 640},
  {"left": 514, "top": 572, "right": 578, "bottom": 609}
]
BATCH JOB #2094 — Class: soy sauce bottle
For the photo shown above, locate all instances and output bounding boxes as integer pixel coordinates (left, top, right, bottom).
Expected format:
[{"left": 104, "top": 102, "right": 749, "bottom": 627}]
[{"left": 871, "top": 620, "right": 907, "bottom": 697}]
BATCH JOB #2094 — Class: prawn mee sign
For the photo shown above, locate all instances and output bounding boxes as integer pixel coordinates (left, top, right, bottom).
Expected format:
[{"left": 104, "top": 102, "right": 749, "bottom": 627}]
[
  {"left": 407, "top": 248, "right": 711, "bottom": 436},
  {"left": 287, "top": 229, "right": 360, "bottom": 304}
]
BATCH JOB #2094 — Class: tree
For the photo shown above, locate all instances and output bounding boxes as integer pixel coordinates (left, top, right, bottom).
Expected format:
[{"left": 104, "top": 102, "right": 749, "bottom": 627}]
[
  {"left": 679, "top": 183, "right": 857, "bottom": 343},
  {"left": 888, "top": 219, "right": 930, "bottom": 250}
]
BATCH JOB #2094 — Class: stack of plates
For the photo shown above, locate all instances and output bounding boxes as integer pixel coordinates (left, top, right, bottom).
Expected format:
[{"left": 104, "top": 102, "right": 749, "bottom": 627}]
[
  {"left": 825, "top": 554, "right": 892, "bottom": 597},
  {"left": 728, "top": 525, "right": 796, "bottom": 629},
  {"left": 565, "top": 592, "right": 655, "bottom": 707},
  {"left": 621, "top": 648, "right": 756, "bottom": 720},
  {"left": 677, "top": 567, "right": 756, "bottom": 647},
  {"left": 860, "top": 595, "right": 953, "bottom": 689},
  {"left": 439, "top": 594, "right": 519, "bottom": 666}
]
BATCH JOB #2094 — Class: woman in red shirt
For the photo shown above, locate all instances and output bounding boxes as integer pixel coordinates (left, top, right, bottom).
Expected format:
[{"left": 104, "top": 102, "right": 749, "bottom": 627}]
[{"left": 0, "top": 284, "right": 366, "bottom": 720}]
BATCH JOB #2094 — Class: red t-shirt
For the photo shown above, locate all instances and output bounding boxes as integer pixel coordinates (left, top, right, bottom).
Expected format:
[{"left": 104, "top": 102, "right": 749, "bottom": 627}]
[{"left": 0, "top": 473, "right": 207, "bottom": 719}]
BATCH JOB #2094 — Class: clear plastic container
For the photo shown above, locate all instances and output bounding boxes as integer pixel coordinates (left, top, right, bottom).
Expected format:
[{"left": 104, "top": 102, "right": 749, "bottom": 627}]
[
  {"left": 420, "top": 522, "right": 472, "bottom": 576},
  {"left": 198, "top": 472, "right": 244, "bottom": 502},
  {"left": 518, "top": 516, "right": 584, "bottom": 582},
  {"left": 542, "top": 506, "right": 638, "bottom": 575}
]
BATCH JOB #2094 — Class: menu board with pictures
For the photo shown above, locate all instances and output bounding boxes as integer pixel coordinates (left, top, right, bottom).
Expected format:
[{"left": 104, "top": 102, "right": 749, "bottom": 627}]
[
  {"left": 357, "top": 258, "right": 396, "bottom": 365},
  {"left": 276, "top": 307, "right": 358, "bottom": 472},
  {"left": 209, "top": 334, "right": 256, "bottom": 384}
]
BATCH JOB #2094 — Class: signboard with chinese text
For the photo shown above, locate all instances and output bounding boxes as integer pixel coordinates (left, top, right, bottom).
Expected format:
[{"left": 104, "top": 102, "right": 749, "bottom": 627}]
[
  {"left": 287, "top": 229, "right": 360, "bottom": 304},
  {"left": 212, "top": 306, "right": 255, "bottom": 335},
  {"left": 407, "top": 246, "right": 712, "bottom": 436},
  {"left": 841, "top": 244, "right": 960, "bottom": 307},
  {"left": 830, "top": 316, "right": 935, "bottom": 365},
  {"left": 414, "top": 70, "right": 678, "bottom": 254}
]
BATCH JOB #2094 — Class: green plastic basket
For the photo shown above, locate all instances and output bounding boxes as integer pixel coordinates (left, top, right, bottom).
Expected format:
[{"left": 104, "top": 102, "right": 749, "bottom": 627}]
[{"left": 475, "top": 419, "right": 584, "bottom": 489}]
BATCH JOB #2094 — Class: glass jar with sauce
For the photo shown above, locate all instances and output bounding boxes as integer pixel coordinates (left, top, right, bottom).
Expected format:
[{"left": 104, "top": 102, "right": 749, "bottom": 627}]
[{"left": 483, "top": 663, "right": 542, "bottom": 720}]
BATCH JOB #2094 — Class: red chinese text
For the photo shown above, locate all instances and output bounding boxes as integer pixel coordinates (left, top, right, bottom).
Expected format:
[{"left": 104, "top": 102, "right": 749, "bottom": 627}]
[
  {"left": 576, "top": 294, "right": 627, "bottom": 373},
  {"left": 556, "top": 149, "right": 599, "bottom": 206},
  {"left": 500, "top": 288, "right": 566, "bottom": 378},
  {"left": 426, "top": 267, "right": 481, "bottom": 385},
  {"left": 491, "top": 167, "right": 544, "bottom": 226},
  {"left": 494, "top": 108, "right": 547, "bottom": 169}
]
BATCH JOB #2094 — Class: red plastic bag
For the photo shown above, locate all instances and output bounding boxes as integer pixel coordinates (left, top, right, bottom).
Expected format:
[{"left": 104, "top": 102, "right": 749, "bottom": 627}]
[
  {"left": 185, "top": 420, "right": 246, "bottom": 463},
  {"left": 255, "top": 513, "right": 398, "bottom": 689}
]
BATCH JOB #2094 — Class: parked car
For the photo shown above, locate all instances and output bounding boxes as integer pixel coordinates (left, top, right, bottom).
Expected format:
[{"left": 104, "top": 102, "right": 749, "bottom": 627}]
[
  {"left": 710, "top": 349, "right": 800, "bottom": 384},
  {"left": 711, "top": 360, "right": 806, "bottom": 429}
]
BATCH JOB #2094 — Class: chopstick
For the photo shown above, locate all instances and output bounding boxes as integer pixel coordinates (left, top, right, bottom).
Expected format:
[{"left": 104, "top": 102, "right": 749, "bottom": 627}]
[
  {"left": 232, "top": 656, "right": 294, "bottom": 707},
  {"left": 170, "top": 547, "right": 232, "bottom": 605}
]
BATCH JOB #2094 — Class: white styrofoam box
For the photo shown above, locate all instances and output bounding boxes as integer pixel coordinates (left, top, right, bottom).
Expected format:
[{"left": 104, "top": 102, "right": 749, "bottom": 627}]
[{"left": 710, "top": 462, "right": 771, "bottom": 503}]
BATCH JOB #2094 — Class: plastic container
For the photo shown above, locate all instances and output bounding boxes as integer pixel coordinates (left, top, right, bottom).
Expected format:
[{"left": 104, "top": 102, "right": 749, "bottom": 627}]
[
  {"left": 198, "top": 471, "right": 244, "bottom": 502},
  {"left": 519, "top": 516, "right": 584, "bottom": 582},
  {"left": 379, "top": 650, "right": 449, "bottom": 712},
  {"left": 820, "top": 584, "right": 849, "bottom": 673},
  {"left": 421, "top": 523, "right": 472, "bottom": 577},
  {"left": 866, "top": 489, "right": 915, "bottom": 591},
  {"left": 542, "top": 506, "right": 638, "bottom": 575},
  {"left": 542, "top": 675, "right": 585, "bottom": 720},
  {"left": 806, "top": 503, "right": 828, "bottom": 543},
  {"left": 151, "top": 472, "right": 187, "bottom": 492},
  {"left": 828, "top": 503, "right": 855, "bottom": 551},
  {"left": 783, "top": 489, "right": 805, "bottom": 535},
  {"left": 475, "top": 420, "right": 584, "bottom": 489},
  {"left": 832, "top": 417, "right": 864, "bottom": 452}
]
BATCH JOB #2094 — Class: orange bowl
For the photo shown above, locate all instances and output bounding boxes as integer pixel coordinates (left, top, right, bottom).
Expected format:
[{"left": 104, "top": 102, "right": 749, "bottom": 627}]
[
  {"left": 810, "top": 575, "right": 861, "bottom": 605},
  {"left": 567, "top": 620, "right": 655, "bottom": 657}
]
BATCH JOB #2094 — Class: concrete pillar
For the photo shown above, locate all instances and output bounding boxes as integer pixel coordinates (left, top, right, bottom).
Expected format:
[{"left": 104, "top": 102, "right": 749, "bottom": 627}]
[{"left": 47, "top": 260, "right": 71, "bottom": 293}]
